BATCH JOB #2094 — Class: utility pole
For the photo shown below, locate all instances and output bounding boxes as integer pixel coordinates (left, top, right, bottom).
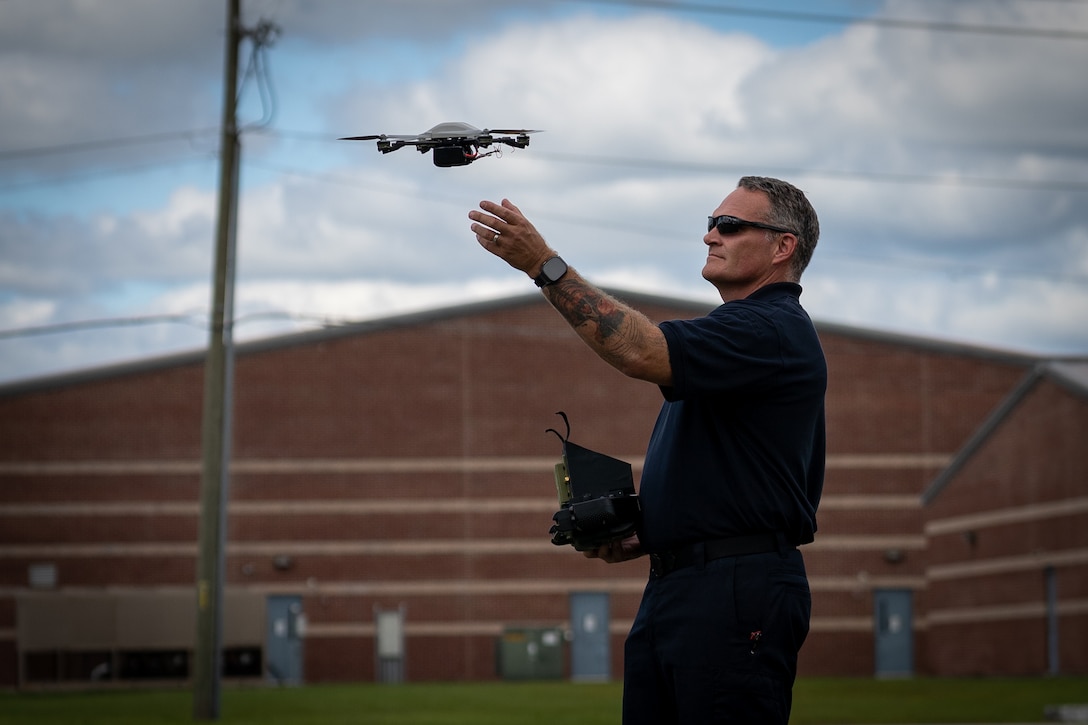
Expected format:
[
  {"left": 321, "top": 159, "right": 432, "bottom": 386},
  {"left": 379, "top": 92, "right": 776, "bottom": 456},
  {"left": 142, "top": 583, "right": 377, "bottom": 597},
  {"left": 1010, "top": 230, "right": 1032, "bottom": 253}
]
[{"left": 194, "top": 0, "right": 241, "bottom": 719}]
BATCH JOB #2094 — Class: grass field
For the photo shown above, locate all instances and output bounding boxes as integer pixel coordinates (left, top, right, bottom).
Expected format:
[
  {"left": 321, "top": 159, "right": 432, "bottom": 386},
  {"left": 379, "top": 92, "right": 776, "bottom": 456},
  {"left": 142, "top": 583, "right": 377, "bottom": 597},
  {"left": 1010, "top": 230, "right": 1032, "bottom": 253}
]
[{"left": 1, "top": 677, "right": 1085, "bottom": 724}]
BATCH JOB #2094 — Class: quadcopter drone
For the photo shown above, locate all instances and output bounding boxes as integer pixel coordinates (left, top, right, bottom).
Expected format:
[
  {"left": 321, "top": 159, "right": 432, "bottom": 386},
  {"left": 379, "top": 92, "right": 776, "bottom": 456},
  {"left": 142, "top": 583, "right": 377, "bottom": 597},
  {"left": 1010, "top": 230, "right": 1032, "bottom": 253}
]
[{"left": 339, "top": 121, "right": 540, "bottom": 167}]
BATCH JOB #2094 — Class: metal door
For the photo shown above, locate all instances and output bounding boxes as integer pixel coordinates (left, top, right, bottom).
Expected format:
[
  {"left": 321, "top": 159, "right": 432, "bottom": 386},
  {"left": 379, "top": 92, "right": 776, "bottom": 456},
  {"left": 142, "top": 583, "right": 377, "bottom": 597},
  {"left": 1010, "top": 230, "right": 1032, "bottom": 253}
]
[
  {"left": 375, "top": 606, "right": 406, "bottom": 683},
  {"left": 570, "top": 591, "right": 610, "bottom": 681},
  {"left": 874, "top": 589, "right": 913, "bottom": 677},
  {"left": 265, "top": 595, "right": 304, "bottom": 685}
]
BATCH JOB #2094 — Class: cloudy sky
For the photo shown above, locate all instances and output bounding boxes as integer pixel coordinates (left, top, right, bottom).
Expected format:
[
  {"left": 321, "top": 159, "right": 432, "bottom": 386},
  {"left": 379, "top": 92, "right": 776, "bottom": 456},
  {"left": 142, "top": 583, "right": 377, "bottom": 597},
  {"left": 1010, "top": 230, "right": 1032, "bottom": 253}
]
[{"left": 2, "top": 0, "right": 1087, "bottom": 384}]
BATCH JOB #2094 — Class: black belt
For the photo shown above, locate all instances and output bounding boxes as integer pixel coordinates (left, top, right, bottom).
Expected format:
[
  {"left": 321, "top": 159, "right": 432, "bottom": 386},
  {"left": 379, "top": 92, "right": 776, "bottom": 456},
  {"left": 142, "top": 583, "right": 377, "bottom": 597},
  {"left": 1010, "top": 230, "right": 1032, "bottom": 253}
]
[{"left": 648, "top": 533, "right": 790, "bottom": 578}]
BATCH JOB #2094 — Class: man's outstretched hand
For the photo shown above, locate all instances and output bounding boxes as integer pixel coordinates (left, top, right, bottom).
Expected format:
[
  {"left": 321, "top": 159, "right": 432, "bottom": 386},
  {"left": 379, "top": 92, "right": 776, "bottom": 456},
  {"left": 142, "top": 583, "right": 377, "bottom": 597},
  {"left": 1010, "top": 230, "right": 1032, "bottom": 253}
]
[{"left": 469, "top": 198, "right": 554, "bottom": 278}]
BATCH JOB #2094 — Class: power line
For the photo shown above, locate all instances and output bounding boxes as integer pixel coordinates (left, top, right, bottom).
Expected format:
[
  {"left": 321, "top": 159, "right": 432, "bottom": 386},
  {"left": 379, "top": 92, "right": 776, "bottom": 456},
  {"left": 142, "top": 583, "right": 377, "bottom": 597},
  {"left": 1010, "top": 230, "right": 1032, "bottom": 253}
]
[
  {"left": 242, "top": 159, "right": 1088, "bottom": 287},
  {"left": 0, "top": 156, "right": 214, "bottom": 192},
  {"left": 0, "top": 127, "right": 219, "bottom": 162},
  {"left": 2, "top": 123, "right": 1083, "bottom": 198},
  {"left": 247, "top": 135, "right": 1088, "bottom": 194},
  {"left": 236, "top": 20, "right": 281, "bottom": 129},
  {"left": 6, "top": 134, "right": 1084, "bottom": 195},
  {"left": 0, "top": 310, "right": 352, "bottom": 342},
  {"left": 0, "top": 313, "right": 205, "bottom": 340},
  {"left": 812, "top": 248, "right": 1088, "bottom": 285},
  {"left": 0, "top": 125, "right": 302, "bottom": 171},
  {"left": 576, "top": 0, "right": 1088, "bottom": 40},
  {"left": 535, "top": 151, "right": 1088, "bottom": 192}
]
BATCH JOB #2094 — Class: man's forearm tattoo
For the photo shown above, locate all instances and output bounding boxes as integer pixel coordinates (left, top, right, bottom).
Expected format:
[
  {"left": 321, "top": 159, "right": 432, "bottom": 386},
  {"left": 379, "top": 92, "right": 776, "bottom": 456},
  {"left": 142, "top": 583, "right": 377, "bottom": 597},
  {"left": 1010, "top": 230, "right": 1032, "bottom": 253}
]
[{"left": 549, "top": 280, "right": 626, "bottom": 344}]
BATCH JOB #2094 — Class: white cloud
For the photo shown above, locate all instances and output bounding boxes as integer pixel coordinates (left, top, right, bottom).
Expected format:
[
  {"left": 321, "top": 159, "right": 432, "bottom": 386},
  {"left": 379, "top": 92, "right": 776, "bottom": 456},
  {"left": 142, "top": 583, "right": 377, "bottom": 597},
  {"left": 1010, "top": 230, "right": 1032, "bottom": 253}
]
[{"left": 0, "top": 297, "right": 55, "bottom": 329}]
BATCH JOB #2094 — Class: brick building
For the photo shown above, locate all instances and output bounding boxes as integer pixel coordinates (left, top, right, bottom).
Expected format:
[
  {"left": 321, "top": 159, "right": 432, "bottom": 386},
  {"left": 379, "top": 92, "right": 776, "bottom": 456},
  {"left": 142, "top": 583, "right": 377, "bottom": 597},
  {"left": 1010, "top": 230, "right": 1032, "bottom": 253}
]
[{"left": 1, "top": 290, "right": 1085, "bottom": 687}]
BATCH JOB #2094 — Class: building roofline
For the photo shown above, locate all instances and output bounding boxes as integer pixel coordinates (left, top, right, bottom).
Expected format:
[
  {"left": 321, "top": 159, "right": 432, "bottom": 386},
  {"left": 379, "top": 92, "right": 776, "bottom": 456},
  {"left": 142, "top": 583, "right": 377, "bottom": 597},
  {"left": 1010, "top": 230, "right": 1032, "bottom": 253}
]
[
  {"left": 812, "top": 319, "right": 1051, "bottom": 366},
  {"left": 1042, "top": 360, "right": 1088, "bottom": 398},
  {"left": 1, "top": 288, "right": 1079, "bottom": 398},
  {"left": 0, "top": 292, "right": 534, "bottom": 397}
]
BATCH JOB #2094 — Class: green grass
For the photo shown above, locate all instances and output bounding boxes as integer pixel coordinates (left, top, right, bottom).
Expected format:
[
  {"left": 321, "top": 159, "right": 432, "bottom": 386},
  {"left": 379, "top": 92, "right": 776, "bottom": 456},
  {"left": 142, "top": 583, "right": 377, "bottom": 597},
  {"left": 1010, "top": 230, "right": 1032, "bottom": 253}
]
[
  {"left": 0, "top": 678, "right": 1084, "bottom": 724},
  {"left": 791, "top": 678, "right": 1087, "bottom": 723}
]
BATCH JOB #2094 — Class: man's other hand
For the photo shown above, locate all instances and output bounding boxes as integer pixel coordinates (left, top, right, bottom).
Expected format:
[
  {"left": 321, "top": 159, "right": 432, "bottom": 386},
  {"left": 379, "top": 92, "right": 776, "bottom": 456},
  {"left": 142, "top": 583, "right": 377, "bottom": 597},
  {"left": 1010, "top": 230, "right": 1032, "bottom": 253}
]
[{"left": 583, "top": 534, "right": 643, "bottom": 563}]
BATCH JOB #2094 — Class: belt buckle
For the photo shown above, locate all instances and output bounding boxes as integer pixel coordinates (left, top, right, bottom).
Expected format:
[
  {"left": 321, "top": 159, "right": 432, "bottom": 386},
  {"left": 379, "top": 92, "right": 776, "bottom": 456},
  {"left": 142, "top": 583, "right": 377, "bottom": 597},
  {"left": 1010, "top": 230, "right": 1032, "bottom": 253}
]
[{"left": 649, "top": 551, "right": 676, "bottom": 578}]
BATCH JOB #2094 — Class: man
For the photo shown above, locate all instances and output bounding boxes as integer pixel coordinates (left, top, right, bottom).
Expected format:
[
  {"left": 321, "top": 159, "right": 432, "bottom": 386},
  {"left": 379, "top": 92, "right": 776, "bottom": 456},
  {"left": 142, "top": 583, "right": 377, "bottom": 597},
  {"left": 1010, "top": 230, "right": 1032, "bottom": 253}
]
[{"left": 468, "top": 176, "right": 825, "bottom": 724}]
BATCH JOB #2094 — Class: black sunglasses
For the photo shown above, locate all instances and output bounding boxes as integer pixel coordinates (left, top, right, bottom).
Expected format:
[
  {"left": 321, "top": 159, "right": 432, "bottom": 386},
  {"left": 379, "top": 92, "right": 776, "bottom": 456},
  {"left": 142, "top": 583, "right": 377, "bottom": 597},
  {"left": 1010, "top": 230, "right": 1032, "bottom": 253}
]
[{"left": 708, "top": 214, "right": 796, "bottom": 236}]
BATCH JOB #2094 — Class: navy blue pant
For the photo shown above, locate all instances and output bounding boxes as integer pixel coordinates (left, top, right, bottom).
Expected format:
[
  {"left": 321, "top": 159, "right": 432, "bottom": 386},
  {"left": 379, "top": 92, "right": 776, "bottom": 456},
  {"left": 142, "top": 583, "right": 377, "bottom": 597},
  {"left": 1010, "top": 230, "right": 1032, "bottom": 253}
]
[{"left": 622, "top": 548, "right": 811, "bottom": 725}]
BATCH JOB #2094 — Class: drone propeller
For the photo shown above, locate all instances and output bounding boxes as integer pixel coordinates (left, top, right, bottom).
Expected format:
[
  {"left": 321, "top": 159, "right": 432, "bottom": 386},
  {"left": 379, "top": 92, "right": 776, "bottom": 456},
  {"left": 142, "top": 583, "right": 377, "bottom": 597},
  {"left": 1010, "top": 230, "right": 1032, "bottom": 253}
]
[
  {"left": 340, "top": 130, "right": 541, "bottom": 141},
  {"left": 339, "top": 134, "right": 419, "bottom": 141}
]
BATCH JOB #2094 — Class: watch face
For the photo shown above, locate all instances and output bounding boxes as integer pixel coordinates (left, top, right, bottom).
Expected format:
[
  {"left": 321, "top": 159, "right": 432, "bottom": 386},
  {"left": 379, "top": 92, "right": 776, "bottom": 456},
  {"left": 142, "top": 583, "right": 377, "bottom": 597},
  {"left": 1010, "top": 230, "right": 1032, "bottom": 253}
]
[{"left": 542, "top": 256, "right": 567, "bottom": 282}]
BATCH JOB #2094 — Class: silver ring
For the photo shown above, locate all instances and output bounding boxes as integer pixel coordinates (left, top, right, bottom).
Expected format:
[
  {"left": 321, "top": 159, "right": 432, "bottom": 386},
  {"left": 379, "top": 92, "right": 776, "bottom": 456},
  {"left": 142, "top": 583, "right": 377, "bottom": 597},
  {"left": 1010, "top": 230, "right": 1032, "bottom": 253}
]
[{"left": 492, "top": 232, "right": 500, "bottom": 243}]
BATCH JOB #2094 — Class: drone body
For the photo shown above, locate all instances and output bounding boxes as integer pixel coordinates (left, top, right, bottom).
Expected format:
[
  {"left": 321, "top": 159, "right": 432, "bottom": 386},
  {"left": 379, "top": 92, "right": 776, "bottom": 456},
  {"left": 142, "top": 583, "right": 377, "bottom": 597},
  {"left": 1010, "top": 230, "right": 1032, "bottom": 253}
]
[{"left": 340, "top": 121, "right": 539, "bottom": 167}]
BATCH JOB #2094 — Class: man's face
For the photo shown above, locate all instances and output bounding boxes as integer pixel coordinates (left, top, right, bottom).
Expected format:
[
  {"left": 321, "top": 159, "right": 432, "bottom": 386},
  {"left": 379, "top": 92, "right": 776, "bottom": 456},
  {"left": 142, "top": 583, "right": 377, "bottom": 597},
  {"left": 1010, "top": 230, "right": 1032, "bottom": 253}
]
[{"left": 702, "top": 187, "right": 787, "bottom": 298}]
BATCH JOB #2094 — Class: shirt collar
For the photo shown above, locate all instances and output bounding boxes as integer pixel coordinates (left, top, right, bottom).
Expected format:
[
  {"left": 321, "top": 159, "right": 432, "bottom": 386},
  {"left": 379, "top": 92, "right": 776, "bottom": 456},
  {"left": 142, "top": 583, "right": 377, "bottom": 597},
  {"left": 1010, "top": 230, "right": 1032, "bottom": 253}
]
[{"left": 746, "top": 281, "right": 802, "bottom": 301}]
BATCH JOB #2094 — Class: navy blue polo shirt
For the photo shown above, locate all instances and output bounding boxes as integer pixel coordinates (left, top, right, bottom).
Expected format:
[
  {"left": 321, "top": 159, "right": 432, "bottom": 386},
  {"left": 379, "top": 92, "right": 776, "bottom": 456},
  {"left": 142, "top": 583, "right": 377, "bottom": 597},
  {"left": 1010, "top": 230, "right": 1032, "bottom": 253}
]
[{"left": 638, "top": 282, "right": 827, "bottom": 553}]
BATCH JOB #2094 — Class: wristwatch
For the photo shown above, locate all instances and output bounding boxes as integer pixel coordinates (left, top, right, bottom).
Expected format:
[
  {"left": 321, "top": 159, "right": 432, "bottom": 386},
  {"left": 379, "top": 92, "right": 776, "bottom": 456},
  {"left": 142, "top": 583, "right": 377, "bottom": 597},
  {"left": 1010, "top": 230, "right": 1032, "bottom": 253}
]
[{"left": 534, "top": 256, "right": 568, "bottom": 287}]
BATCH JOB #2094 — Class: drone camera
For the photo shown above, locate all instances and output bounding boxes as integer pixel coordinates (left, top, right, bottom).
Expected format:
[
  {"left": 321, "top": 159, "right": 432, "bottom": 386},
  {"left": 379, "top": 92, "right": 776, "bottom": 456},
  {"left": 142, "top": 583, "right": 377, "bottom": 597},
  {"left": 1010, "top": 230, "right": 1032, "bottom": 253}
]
[{"left": 432, "top": 145, "right": 471, "bottom": 167}]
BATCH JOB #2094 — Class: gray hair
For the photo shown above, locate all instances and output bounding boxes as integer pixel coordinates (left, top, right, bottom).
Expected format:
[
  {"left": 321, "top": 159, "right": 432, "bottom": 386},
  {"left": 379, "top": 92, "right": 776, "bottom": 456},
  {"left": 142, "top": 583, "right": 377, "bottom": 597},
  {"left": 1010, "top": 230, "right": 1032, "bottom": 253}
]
[{"left": 737, "top": 176, "right": 820, "bottom": 280}]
